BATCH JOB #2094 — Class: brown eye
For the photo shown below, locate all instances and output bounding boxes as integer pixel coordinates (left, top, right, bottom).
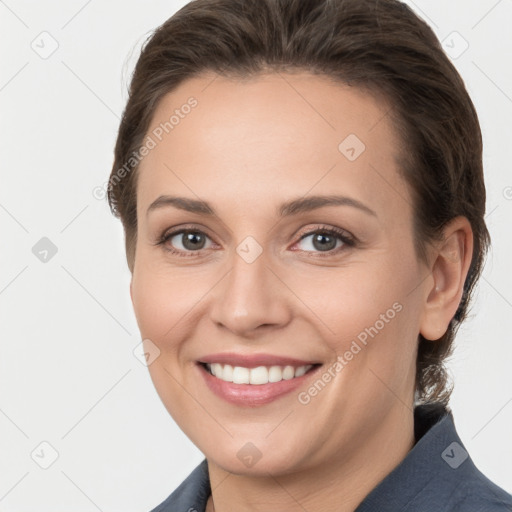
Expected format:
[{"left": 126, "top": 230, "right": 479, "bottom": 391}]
[{"left": 176, "top": 231, "right": 208, "bottom": 250}]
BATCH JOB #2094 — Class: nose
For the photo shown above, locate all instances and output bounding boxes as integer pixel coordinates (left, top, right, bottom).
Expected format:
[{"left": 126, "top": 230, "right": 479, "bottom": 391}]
[{"left": 208, "top": 248, "right": 292, "bottom": 338}]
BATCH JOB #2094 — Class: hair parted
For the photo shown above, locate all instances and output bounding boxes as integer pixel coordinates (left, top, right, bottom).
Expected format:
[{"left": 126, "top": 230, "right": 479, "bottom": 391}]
[{"left": 108, "top": 0, "right": 490, "bottom": 406}]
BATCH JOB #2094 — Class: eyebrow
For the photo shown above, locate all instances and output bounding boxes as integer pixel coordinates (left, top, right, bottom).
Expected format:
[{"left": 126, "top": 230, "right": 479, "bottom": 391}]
[{"left": 146, "top": 194, "right": 377, "bottom": 218}]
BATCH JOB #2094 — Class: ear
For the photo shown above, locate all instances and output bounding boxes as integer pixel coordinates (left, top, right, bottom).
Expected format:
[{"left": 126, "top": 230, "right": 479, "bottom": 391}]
[
  {"left": 419, "top": 216, "right": 474, "bottom": 341},
  {"left": 129, "top": 278, "right": 134, "bottom": 305}
]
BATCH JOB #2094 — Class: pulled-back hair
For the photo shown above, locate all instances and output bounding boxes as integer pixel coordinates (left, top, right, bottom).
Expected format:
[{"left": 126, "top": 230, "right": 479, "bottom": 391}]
[{"left": 107, "top": 0, "right": 490, "bottom": 406}]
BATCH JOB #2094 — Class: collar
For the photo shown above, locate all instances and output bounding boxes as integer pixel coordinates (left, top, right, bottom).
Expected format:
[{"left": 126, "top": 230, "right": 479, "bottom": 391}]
[{"left": 151, "top": 403, "right": 512, "bottom": 511}]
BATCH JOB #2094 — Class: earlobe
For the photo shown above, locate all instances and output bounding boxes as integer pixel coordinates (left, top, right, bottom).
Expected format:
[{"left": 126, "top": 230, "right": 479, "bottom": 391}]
[{"left": 419, "top": 216, "right": 473, "bottom": 341}]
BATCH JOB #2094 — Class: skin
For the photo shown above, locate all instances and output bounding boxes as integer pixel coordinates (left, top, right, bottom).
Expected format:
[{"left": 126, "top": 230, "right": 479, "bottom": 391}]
[{"left": 129, "top": 71, "right": 473, "bottom": 511}]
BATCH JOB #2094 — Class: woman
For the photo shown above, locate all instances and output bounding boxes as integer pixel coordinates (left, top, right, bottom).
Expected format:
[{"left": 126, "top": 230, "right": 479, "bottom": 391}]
[{"left": 107, "top": 0, "right": 512, "bottom": 510}]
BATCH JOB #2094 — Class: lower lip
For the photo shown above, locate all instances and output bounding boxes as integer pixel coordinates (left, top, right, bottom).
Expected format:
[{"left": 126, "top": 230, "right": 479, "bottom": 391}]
[{"left": 197, "top": 363, "right": 321, "bottom": 407}]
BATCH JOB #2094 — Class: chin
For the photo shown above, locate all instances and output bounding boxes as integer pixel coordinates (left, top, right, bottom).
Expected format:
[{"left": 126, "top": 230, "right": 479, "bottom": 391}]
[{"left": 201, "top": 437, "right": 314, "bottom": 477}]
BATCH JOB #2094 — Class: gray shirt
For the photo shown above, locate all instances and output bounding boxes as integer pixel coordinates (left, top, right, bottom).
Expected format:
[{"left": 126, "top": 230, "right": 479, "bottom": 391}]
[{"left": 150, "top": 403, "right": 512, "bottom": 511}]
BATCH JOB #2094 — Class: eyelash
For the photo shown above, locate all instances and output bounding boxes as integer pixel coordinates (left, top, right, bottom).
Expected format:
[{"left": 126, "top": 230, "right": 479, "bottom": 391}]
[{"left": 155, "top": 224, "right": 356, "bottom": 259}]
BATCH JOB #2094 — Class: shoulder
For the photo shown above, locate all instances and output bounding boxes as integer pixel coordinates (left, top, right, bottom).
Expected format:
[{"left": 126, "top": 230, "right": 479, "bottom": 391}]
[
  {"left": 149, "top": 459, "right": 211, "bottom": 512},
  {"left": 450, "top": 469, "right": 512, "bottom": 511},
  {"left": 357, "top": 403, "right": 512, "bottom": 512},
  {"left": 418, "top": 404, "right": 512, "bottom": 511}
]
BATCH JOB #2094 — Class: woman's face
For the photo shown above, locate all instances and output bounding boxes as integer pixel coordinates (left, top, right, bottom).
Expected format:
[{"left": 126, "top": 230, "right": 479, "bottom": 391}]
[{"left": 130, "top": 72, "right": 433, "bottom": 475}]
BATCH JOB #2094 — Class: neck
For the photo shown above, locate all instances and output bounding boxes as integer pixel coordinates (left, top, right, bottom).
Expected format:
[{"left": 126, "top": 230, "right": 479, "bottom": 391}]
[{"left": 206, "top": 405, "right": 415, "bottom": 512}]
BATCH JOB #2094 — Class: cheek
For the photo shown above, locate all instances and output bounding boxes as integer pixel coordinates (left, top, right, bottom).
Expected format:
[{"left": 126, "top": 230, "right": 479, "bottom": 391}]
[
  {"left": 295, "top": 254, "right": 421, "bottom": 374},
  {"left": 131, "top": 261, "right": 220, "bottom": 361},
  {"left": 130, "top": 268, "right": 206, "bottom": 420},
  {"left": 131, "top": 267, "right": 190, "bottom": 342}
]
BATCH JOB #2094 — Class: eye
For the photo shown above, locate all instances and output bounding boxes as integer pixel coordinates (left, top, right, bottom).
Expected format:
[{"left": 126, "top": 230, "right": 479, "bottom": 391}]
[
  {"left": 294, "top": 225, "right": 355, "bottom": 256},
  {"left": 157, "top": 228, "right": 215, "bottom": 257},
  {"left": 155, "top": 224, "right": 356, "bottom": 258}
]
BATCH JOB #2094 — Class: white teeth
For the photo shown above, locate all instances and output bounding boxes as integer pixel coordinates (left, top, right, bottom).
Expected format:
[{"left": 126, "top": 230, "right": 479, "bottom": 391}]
[
  {"left": 282, "top": 365, "right": 295, "bottom": 380},
  {"left": 232, "top": 366, "right": 250, "bottom": 384},
  {"left": 205, "top": 363, "right": 314, "bottom": 384},
  {"left": 249, "top": 366, "right": 268, "bottom": 385},
  {"left": 211, "top": 363, "right": 222, "bottom": 377},
  {"left": 294, "top": 365, "right": 307, "bottom": 377},
  {"left": 268, "top": 365, "right": 283, "bottom": 383},
  {"left": 222, "top": 364, "right": 234, "bottom": 381}
]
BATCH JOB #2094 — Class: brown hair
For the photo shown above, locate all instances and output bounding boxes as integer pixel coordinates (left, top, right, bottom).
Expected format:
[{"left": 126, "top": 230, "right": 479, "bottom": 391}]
[{"left": 107, "top": 0, "right": 490, "bottom": 406}]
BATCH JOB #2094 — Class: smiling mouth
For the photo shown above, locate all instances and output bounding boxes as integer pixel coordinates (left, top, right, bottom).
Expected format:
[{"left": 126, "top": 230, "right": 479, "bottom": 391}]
[{"left": 200, "top": 362, "right": 321, "bottom": 385}]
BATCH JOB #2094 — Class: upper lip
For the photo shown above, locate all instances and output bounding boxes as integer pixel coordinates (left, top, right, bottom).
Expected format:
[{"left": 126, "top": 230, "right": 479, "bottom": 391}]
[{"left": 197, "top": 352, "right": 321, "bottom": 368}]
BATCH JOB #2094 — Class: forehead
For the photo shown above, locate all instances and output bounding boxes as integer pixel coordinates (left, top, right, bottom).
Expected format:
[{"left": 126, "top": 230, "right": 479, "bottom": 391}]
[{"left": 136, "top": 71, "right": 410, "bottom": 223}]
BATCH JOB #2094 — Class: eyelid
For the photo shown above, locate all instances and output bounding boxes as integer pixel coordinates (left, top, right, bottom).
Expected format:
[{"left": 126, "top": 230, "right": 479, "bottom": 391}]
[
  {"left": 155, "top": 223, "right": 215, "bottom": 244},
  {"left": 295, "top": 224, "right": 354, "bottom": 243}
]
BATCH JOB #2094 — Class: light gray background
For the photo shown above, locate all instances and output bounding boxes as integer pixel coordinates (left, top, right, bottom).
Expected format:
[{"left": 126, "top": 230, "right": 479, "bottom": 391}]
[{"left": 1, "top": 1, "right": 511, "bottom": 510}]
